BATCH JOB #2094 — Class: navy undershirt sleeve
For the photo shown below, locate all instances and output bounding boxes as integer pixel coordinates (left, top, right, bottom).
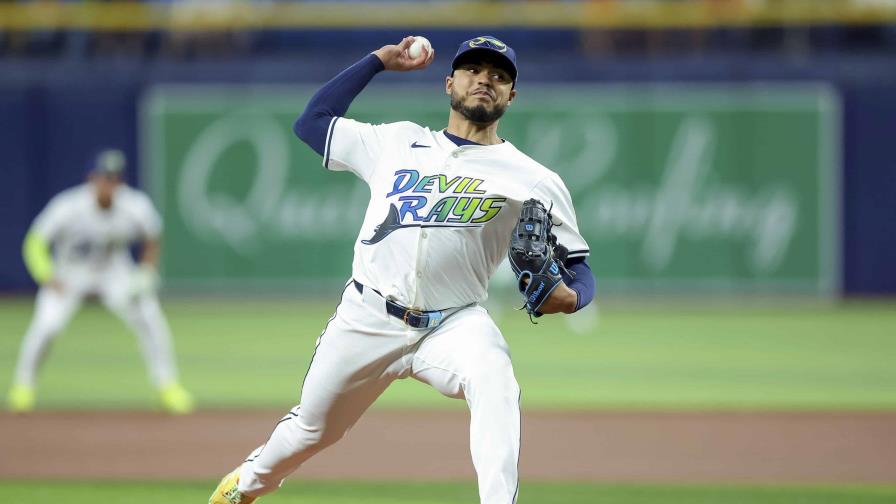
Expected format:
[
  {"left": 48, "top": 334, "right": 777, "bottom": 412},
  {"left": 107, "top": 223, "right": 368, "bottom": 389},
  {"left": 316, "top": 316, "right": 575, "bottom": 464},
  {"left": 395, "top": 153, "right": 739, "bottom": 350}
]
[
  {"left": 562, "top": 258, "right": 595, "bottom": 311},
  {"left": 293, "top": 53, "right": 386, "bottom": 156}
]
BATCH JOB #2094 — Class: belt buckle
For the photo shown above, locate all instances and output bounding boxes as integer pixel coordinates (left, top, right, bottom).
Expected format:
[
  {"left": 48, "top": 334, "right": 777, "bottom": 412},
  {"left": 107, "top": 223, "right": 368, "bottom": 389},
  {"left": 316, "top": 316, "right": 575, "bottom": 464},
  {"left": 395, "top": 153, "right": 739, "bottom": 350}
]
[
  {"left": 403, "top": 308, "right": 425, "bottom": 328},
  {"left": 404, "top": 309, "right": 444, "bottom": 329}
]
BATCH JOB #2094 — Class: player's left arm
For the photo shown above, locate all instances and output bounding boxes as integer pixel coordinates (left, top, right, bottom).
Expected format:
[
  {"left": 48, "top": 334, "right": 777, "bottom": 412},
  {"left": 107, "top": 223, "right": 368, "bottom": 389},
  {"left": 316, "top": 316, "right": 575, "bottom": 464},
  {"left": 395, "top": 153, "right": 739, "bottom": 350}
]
[
  {"left": 130, "top": 191, "right": 164, "bottom": 296},
  {"left": 537, "top": 258, "right": 595, "bottom": 314},
  {"left": 529, "top": 174, "right": 595, "bottom": 315},
  {"left": 139, "top": 237, "right": 160, "bottom": 268}
]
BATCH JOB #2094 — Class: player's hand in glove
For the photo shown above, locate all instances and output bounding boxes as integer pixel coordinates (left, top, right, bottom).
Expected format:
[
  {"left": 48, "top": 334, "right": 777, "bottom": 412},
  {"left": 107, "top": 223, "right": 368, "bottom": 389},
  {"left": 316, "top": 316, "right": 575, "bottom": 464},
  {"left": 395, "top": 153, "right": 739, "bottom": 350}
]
[
  {"left": 128, "top": 263, "right": 160, "bottom": 299},
  {"left": 508, "top": 199, "right": 575, "bottom": 321}
]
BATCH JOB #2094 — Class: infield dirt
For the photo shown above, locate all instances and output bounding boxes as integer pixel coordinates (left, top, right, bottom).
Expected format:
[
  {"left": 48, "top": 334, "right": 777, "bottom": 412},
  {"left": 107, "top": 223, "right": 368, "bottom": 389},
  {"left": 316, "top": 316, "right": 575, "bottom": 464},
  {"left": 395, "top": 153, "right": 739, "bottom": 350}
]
[{"left": 2, "top": 410, "right": 895, "bottom": 484}]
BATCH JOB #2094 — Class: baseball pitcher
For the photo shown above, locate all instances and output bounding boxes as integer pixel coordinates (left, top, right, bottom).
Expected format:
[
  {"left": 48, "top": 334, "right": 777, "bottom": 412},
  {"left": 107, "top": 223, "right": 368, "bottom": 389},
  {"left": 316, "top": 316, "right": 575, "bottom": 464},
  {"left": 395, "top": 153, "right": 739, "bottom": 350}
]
[
  {"left": 210, "top": 35, "right": 595, "bottom": 504},
  {"left": 6, "top": 149, "right": 194, "bottom": 415}
]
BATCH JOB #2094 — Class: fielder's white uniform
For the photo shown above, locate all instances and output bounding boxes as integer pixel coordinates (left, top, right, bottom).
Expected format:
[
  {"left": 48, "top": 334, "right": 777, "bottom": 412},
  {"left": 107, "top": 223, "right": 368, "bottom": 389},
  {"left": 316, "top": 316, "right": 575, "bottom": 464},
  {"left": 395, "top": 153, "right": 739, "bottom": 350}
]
[
  {"left": 13, "top": 184, "right": 181, "bottom": 391},
  {"left": 238, "top": 120, "right": 589, "bottom": 503}
]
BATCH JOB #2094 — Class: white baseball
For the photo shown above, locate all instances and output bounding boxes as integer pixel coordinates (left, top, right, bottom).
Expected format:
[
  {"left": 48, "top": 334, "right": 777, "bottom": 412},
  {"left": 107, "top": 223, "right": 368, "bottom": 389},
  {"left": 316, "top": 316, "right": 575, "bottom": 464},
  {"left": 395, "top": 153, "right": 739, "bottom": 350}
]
[{"left": 408, "top": 36, "right": 431, "bottom": 59}]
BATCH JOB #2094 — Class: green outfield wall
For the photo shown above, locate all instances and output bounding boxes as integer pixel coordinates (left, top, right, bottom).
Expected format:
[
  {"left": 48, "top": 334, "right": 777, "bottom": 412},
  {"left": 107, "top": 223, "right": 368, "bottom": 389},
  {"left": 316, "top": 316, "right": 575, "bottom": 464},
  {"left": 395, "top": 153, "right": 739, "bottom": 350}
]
[{"left": 142, "top": 84, "right": 839, "bottom": 295}]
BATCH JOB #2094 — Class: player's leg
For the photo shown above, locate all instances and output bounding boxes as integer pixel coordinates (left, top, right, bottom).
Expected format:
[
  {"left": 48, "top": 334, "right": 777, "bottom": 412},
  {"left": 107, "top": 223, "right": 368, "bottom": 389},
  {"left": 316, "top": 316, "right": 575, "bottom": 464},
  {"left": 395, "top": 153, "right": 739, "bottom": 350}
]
[
  {"left": 410, "top": 305, "right": 521, "bottom": 504},
  {"left": 234, "top": 282, "right": 410, "bottom": 498},
  {"left": 8, "top": 285, "right": 83, "bottom": 411},
  {"left": 104, "top": 294, "right": 179, "bottom": 386},
  {"left": 100, "top": 267, "right": 192, "bottom": 413}
]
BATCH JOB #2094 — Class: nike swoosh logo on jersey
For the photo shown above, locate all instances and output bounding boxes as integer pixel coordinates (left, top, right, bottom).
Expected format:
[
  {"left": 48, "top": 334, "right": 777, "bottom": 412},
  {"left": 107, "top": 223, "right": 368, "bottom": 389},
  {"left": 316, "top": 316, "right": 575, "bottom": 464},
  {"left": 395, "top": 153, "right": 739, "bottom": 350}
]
[{"left": 410, "top": 141, "right": 431, "bottom": 149}]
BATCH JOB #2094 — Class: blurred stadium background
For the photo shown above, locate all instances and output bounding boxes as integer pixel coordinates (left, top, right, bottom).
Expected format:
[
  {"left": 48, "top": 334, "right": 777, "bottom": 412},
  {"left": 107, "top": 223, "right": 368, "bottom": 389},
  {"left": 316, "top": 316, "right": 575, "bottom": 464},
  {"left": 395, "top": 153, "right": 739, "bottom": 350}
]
[{"left": 2, "top": 1, "right": 896, "bottom": 503}]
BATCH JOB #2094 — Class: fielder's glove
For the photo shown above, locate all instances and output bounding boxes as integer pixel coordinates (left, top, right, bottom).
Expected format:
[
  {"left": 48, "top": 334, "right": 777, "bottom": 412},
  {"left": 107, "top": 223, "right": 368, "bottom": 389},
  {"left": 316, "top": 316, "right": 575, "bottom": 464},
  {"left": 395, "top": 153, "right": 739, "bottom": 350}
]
[
  {"left": 508, "top": 199, "right": 574, "bottom": 321},
  {"left": 128, "top": 264, "right": 160, "bottom": 299}
]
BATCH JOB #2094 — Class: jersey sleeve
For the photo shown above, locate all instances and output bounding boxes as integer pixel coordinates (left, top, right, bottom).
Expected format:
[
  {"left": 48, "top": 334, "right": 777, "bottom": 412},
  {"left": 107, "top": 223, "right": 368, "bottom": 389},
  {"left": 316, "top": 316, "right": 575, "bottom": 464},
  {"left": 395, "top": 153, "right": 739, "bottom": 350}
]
[
  {"left": 30, "top": 193, "right": 70, "bottom": 241},
  {"left": 132, "top": 191, "right": 163, "bottom": 239},
  {"left": 530, "top": 173, "right": 590, "bottom": 260},
  {"left": 323, "top": 118, "right": 398, "bottom": 183}
]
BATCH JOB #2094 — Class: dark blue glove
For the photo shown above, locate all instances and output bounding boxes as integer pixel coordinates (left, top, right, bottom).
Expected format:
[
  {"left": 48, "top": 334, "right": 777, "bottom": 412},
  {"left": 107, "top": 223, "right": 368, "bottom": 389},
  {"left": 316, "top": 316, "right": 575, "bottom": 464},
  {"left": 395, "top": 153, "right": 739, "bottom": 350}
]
[{"left": 507, "top": 199, "right": 568, "bottom": 319}]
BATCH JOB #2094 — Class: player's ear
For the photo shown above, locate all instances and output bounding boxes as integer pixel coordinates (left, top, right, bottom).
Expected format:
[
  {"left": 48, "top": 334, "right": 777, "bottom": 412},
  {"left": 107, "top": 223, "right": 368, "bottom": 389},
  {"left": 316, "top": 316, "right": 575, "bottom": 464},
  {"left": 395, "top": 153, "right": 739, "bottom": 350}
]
[
  {"left": 445, "top": 75, "right": 453, "bottom": 95},
  {"left": 507, "top": 88, "right": 517, "bottom": 105}
]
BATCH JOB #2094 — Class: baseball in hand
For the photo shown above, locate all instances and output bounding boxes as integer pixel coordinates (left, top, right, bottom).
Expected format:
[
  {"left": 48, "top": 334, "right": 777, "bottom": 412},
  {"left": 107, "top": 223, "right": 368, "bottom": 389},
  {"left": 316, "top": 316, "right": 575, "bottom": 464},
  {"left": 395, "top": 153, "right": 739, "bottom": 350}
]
[{"left": 408, "top": 36, "right": 432, "bottom": 59}]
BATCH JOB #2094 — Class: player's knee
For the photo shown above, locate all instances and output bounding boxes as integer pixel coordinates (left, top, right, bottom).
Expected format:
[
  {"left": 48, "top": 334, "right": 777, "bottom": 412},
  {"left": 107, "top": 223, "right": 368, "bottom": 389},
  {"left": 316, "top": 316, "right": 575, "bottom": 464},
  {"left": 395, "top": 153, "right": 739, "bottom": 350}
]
[
  {"left": 299, "top": 431, "right": 344, "bottom": 456},
  {"left": 473, "top": 348, "right": 513, "bottom": 376},
  {"left": 30, "top": 316, "right": 67, "bottom": 340},
  {"left": 465, "top": 351, "right": 519, "bottom": 398},
  {"left": 319, "top": 428, "right": 347, "bottom": 449},
  {"left": 296, "top": 423, "right": 346, "bottom": 451}
]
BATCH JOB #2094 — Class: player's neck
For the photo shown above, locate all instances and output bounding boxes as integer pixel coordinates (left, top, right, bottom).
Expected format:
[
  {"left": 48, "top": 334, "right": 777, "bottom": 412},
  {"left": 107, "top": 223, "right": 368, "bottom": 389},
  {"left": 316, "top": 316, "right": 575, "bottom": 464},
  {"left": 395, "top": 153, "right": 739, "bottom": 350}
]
[
  {"left": 96, "top": 197, "right": 113, "bottom": 210},
  {"left": 446, "top": 113, "right": 501, "bottom": 145}
]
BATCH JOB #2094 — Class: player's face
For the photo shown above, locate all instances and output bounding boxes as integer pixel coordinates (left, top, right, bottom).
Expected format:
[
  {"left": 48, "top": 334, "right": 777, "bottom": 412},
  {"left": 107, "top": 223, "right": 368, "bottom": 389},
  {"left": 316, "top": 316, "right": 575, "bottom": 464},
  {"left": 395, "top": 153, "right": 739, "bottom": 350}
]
[
  {"left": 447, "top": 61, "right": 516, "bottom": 125},
  {"left": 90, "top": 173, "right": 122, "bottom": 209}
]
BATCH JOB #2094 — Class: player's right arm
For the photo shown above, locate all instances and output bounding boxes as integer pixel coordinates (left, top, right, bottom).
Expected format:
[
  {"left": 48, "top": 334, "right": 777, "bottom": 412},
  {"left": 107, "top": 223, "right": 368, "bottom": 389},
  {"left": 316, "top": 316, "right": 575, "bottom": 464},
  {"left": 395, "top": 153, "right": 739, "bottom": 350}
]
[
  {"left": 292, "top": 37, "right": 432, "bottom": 157},
  {"left": 22, "top": 231, "right": 53, "bottom": 285},
  {"left": 22, "top": 194, "right": 68, "bottom": 290}
]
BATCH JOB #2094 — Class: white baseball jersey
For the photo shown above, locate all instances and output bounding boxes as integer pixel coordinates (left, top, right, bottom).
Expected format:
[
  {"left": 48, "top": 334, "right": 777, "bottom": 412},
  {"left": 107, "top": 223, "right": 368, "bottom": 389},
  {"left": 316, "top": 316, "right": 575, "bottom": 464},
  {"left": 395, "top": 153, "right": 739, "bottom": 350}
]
[
  {"left": 324, "top": 118, "right": 590, "bottom": 310},
  {"left": 31, "top": 183, "right": 161, "bottom": 273},
  {"left": 14, "top": 183, "right": 181, "bottom": 393}
]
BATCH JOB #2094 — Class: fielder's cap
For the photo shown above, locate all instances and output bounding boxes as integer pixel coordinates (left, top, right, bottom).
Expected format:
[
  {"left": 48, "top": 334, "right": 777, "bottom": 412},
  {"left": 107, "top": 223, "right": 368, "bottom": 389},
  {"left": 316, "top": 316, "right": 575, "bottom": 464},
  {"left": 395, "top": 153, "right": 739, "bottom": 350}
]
[
  {"left": 91, "top": 148, "right": 126, "bottom": 176},
  {"left": 452, "top": 35, "right": 518, "bottom": 82}
]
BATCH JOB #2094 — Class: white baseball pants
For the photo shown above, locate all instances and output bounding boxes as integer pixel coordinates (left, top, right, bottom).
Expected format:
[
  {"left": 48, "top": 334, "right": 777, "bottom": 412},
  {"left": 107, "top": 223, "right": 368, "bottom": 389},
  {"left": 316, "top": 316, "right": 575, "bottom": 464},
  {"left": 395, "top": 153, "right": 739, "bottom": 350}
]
[
  {"left": 12, "top": 263, "right": 179, "bottom": 389},
  {"left": 239, "top": 281, "right": 521, "bottom": 504}
]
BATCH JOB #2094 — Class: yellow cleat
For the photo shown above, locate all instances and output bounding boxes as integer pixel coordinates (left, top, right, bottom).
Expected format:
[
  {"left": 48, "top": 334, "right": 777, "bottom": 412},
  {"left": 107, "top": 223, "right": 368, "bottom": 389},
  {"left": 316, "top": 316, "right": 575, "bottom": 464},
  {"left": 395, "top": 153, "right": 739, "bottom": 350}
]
[
  {"left": 159, "top": 382, "right": 195, "bottom": 415},
  {"left": 209, "top": 466, "right": 256, "bottom": 504},
  {"left": 7, "top": 384, "right": 35, "bottom": 413}
]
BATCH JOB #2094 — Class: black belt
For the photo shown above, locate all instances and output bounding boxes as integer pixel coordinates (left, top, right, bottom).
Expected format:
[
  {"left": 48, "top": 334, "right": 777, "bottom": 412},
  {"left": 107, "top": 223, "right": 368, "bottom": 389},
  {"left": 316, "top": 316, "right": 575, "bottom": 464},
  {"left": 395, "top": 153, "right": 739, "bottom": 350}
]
[{"left": 353, "top": 280, "right": 445, "bottom": 329}]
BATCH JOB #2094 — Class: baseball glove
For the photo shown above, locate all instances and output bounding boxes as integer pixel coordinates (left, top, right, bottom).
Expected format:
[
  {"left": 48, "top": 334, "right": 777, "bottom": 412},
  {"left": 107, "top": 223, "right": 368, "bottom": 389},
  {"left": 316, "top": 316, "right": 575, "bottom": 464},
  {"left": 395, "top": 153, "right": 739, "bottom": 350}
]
[{"left": 507, "top": 198, "right": 573, "bottom": 320}]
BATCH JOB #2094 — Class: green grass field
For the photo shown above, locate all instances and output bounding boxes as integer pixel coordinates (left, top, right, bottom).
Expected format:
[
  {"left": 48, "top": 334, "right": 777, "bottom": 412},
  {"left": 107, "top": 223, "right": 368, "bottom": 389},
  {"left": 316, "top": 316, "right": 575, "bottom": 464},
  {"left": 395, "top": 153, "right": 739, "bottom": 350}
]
[
  {"left": 1, "top": 296, "right": 894, "bottom": 411},
  {"left": 3, "top": 297, "right": 895, "bottom": 503},
  {"left": 2, "top": 481, "right": 896, "bottom": 504}
]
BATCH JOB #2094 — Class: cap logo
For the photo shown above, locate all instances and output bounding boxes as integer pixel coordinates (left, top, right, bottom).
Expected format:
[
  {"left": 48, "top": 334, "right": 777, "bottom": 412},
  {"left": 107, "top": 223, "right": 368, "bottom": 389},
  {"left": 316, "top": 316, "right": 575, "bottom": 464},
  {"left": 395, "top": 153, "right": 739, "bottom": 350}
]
[{"left": 468, "top": 36, "right": 508, "bottom": 53}]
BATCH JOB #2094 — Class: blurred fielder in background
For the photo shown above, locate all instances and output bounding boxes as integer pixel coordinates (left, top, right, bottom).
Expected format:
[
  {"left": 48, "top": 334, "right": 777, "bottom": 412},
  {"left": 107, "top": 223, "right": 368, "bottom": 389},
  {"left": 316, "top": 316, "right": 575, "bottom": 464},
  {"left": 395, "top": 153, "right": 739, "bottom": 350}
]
[{"left": 6, "top": 149, "right": 194, "bottom": 415}]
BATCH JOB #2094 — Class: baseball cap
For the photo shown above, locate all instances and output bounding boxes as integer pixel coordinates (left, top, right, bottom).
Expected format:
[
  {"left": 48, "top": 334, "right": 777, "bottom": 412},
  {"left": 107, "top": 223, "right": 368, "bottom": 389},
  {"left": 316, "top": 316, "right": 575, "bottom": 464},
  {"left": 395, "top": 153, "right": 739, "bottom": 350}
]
[
  {"left": 90, "top": 148, "right": 126, "bottom": 177},
  {"left": 452, "top": 35, "right": 518, "bottom": 83}
]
